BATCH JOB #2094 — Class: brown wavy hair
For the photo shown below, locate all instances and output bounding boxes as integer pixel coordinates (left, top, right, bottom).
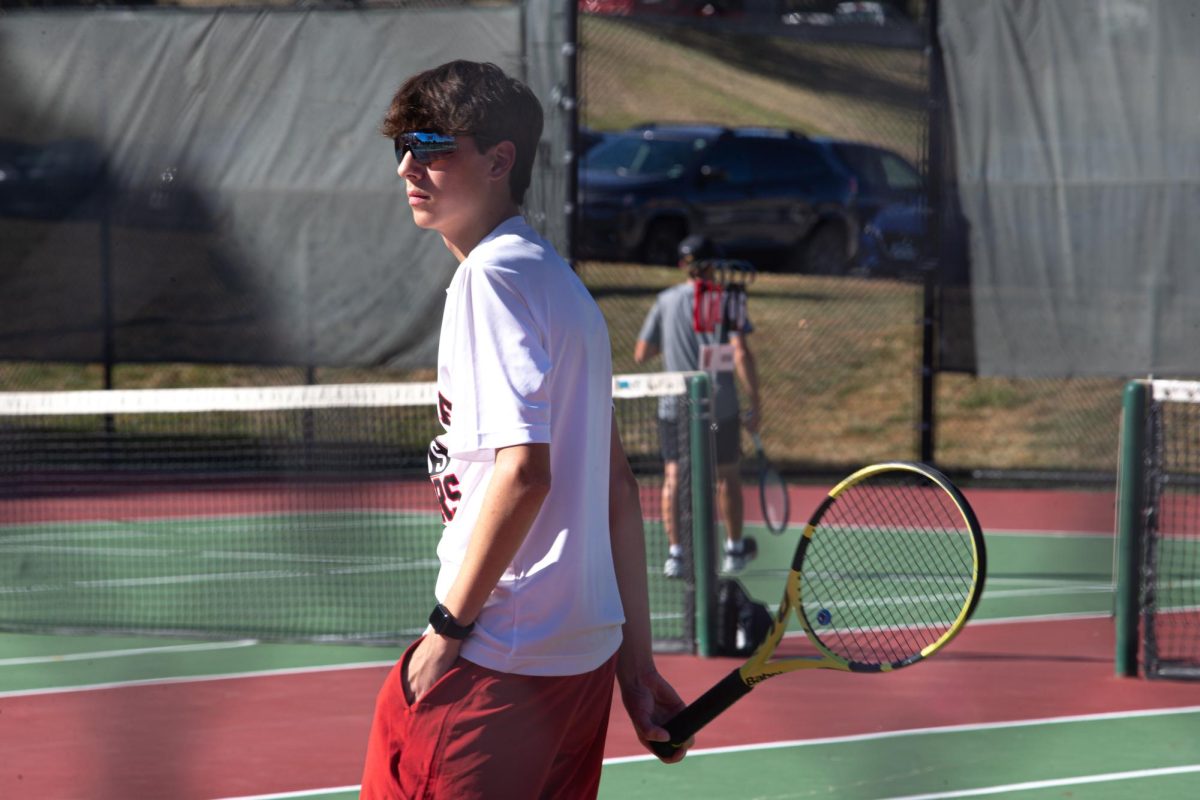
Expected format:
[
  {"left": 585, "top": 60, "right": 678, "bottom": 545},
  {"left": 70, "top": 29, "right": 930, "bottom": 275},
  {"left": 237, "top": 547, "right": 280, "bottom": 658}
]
[{"left": 382, "top": 61, "right": 544, "bottom": 206}]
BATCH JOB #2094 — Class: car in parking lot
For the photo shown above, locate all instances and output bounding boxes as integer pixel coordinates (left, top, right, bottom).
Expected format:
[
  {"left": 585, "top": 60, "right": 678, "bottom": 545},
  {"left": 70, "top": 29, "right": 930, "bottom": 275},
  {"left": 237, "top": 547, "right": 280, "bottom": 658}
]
[
  {"left": 809, "top": 138, "right": 929, "bottom": 276},
  {"left": 857, "top": 202, "right": 925, "bottom": 276},
  {"left": 811, "top": 137, "right": 922, "bottom": 223},
  {"left": 577, "top": 124, "right": 860, "bottom": 272}
]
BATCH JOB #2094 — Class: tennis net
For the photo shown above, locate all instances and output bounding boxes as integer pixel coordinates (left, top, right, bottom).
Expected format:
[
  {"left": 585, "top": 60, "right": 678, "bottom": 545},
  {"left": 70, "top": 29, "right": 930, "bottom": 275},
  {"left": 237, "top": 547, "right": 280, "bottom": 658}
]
[
  {"left": 1116, "top": 379, "right": 1200, "bottom": 679},
  {"left": 0, "top": 373, "right": 711, "bottom": 649}
]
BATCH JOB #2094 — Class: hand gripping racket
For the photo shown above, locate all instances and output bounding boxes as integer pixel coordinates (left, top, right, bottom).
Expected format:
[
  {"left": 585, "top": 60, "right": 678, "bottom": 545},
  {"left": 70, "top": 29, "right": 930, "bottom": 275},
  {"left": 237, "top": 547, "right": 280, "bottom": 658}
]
[
  {"left": 650, "top": 462, "right": 986, "bottom": 759},
  {"left": 751, "top": 431, "right": 789, "bottom": 534}
]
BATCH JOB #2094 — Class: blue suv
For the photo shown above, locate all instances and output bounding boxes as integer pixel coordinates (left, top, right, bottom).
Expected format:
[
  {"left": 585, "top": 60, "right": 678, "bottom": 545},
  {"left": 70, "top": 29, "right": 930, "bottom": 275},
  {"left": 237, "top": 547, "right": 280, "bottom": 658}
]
[
  {"left": 810, "top": 138, "right": 927, "bottom": 277},
  {"left": 577, "top": 124, "right": 860, "bottom": 272}
]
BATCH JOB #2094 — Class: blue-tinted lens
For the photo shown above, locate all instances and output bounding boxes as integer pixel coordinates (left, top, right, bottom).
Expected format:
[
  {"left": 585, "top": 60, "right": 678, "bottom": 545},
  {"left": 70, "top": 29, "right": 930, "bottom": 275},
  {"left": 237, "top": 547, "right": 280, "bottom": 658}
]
[{"left": 394, "top": 132, "right": 457, "bottom": 165}]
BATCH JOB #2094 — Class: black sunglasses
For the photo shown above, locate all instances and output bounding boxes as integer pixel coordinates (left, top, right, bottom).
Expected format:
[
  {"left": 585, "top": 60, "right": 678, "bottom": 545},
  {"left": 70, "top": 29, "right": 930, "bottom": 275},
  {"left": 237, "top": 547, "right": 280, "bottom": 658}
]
[{"left": 394, "top": 131, "right": 458, "bottom": 166}]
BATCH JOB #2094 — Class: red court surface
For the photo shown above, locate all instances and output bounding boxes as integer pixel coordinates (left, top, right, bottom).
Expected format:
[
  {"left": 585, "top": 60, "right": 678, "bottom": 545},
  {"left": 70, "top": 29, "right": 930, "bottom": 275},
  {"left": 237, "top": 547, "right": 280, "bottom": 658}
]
[
  {"left": 0, "top": 483, "right": 1157, "bottom": 799},
  {"left": 775, "top": 484, "right": 1118, "bottom": 534},
  {"left": 1, "top": 480, "right": 1117, "bottom": 534},
  {"left": 4, "top": 616, "right": 1200, "bottom": 800}
]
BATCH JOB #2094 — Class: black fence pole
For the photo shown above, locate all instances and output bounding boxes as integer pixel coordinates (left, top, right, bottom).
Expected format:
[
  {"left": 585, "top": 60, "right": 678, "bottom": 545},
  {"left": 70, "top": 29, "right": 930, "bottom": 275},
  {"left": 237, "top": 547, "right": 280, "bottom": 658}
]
[
  {"left": 99, "top": 169, "right": 115, "bottom": 393},
  {"left": 564, "top": 0, "right": 579, "bottom": 264},
  {"left": 920, "top": 0, "right": 946, "bottom": 466}
]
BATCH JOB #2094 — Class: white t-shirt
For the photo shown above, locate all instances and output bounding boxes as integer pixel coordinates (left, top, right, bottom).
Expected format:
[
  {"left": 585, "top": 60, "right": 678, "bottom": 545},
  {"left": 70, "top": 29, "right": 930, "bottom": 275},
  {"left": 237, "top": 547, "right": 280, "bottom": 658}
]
[{"left": 427, "top": 216, "right": 624, "bottom": 676}]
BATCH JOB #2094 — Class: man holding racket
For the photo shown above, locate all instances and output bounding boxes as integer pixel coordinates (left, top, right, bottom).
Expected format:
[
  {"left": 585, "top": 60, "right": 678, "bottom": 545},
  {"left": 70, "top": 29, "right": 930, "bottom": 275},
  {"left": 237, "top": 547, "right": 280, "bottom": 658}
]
[
  {"left": 635, "top": 235, "right": 763, "bottom": 577},
  {"left": 360, "top": 61, "right": 690, "bottom": 799}
]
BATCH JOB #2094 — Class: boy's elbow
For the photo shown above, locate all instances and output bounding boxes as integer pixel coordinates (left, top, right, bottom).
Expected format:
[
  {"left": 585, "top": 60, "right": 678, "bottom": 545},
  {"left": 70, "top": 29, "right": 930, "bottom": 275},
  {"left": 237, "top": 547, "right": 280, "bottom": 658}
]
[
  {"left": 497, "top": 444, "right": 553, "bottom": 498},
  {"left": 520, "top": 461, "right": 553, "bottom": 499}
]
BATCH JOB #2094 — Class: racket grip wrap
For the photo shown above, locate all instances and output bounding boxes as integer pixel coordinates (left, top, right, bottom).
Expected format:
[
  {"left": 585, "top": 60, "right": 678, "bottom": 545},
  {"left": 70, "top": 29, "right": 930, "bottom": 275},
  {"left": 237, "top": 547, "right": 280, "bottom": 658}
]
[{"left": 649, "top": 668, "right": 752, "bottom": 759}]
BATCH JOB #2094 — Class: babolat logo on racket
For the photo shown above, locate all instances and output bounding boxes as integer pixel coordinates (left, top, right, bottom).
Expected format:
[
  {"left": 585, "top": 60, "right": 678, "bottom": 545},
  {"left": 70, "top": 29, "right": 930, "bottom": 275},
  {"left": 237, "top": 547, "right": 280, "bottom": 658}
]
[{"left": 745, "top": 669, "right": 788, "bottom": 686}]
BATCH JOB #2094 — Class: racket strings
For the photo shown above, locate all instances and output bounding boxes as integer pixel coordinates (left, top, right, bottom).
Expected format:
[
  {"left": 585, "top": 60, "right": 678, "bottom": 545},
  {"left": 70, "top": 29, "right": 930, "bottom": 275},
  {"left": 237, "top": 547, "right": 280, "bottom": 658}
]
[
  {"left": 763, "top": 470, "right": 788, "bottom": 527},
  {"left": 801, "top": 477, "right": 976, "bottom": 666}
]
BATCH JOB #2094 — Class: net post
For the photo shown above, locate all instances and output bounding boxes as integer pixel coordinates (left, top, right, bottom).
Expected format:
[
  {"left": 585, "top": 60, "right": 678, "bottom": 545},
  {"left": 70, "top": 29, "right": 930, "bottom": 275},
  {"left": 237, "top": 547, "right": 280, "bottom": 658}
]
[
  {"left": 1115, "top": 379, "right": 1148, "bottom": 677},
  {"left": 687, "top": 372, "right": 717, "bottom": 657}
]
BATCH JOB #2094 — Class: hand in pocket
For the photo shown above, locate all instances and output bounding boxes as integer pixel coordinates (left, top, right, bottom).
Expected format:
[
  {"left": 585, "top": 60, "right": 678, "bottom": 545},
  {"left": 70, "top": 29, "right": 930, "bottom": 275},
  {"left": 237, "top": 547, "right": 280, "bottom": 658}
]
[{"left": 402, "top": 635, "right": 463, "bottom": 706}]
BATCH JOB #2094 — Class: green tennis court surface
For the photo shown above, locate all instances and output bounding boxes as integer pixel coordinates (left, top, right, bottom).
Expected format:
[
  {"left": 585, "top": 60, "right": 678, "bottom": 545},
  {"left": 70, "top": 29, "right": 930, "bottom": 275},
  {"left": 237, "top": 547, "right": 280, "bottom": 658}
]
[
  {"left": 5, "top": 507, "right": 1200, "bottom": 798},
  {"left": 0, "top": 510, "right": 444, "bottom": 639},
  {"left": 597, "top": 711, "right": 1200, "bottom": 800},
  {"left": 0, "top": 506, "right": 691, "bottom": 645},
  {"left": 735, "top": 526, "right": 1120, "bottom": 624}
]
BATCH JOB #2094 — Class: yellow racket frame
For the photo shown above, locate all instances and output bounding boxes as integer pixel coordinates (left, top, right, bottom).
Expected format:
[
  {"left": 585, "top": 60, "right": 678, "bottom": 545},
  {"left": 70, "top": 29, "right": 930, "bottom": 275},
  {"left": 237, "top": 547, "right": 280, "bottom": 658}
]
[
  {"left": 740, "top": 462, "right": 985, "bottom": 684},
  {"left": 650, "top": 461, "right": 986, "bottom": 758}
]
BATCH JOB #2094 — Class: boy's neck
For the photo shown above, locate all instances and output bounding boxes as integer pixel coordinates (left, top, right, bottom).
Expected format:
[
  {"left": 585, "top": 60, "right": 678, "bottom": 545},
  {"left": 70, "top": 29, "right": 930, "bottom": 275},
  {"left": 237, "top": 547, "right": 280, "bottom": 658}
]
[{"left": 443, "top": 200, "right": 522, "bottom": 263}]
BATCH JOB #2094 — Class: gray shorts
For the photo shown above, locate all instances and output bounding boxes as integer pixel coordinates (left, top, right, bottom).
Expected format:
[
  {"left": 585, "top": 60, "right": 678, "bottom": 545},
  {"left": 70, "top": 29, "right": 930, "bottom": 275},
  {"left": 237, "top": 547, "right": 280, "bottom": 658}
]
[{"left": 658, "top": 415, "right": 741, "bottom": 466}]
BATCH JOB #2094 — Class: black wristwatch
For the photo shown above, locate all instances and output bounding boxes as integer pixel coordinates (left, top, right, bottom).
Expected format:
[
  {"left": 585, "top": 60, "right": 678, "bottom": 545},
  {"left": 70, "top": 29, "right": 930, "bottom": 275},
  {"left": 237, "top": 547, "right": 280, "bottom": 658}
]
[{"left": 428, "top": 603, "right": 475, "bottom": 640}]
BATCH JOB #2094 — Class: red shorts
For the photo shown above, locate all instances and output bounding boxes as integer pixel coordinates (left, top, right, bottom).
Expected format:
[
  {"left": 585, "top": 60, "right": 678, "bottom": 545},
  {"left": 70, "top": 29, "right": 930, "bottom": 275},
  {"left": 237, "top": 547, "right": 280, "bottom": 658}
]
[{"left": 360, "top": 638, "right": 618, "bottom": 800}]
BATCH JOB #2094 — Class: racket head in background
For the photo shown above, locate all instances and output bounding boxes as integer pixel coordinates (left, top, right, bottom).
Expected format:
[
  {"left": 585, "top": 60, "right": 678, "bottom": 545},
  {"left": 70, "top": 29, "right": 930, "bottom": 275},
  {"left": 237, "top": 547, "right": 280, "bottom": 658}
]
[
  {"left": 793, "top": 461, "right": 986, "bottom": 672},
  {"left": 751, "top": 432, "right": 789, "bottom": 534},
  {"left": 759, "top": 460, "right": 789, "bottom": 535}
]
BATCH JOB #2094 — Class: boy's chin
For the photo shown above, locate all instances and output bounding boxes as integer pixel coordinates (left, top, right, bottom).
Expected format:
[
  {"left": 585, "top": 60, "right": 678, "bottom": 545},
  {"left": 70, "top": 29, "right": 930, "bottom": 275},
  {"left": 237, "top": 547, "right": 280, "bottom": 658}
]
[{"left": 409, "top": 209, "right": 437, "bottom": 229}]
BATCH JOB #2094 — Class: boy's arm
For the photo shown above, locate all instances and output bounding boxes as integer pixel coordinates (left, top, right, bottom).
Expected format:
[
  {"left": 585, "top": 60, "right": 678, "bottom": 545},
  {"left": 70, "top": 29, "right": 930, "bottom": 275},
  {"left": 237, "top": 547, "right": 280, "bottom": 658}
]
[
  {"left": 403, "top": 442, "right": 551, "bottom": 703},
  {"left": 442, "top": 441, "right": 551, "bottom": 621},
  {"left": 731, "top": 332, "right": 761, "bottom": 432},
  {"left": 608, "top": 409, "right": 691, "bottom": 762},
  {"left": 634, "top": 302, "right": 663, "bottom": 364},
  {"left": 634, "top": 338, "right": 660, "bottom": 363}
]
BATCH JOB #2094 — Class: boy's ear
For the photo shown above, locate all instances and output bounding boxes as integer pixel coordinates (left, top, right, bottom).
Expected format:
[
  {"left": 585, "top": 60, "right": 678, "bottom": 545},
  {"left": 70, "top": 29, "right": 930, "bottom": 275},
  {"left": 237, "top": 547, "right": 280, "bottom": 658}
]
[{"left": 489, "top": 141, "right": 516, "bottom": 181}]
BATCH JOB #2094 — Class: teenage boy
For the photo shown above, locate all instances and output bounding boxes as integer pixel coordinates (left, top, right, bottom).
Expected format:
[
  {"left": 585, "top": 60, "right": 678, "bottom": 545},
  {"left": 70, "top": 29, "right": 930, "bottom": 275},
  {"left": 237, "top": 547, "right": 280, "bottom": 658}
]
[
  {"left": 634, "top": 235, "right": 762, "bottom": 578},
  {"left": 360, "top": 61, "right": 690, "bottom": 799}
]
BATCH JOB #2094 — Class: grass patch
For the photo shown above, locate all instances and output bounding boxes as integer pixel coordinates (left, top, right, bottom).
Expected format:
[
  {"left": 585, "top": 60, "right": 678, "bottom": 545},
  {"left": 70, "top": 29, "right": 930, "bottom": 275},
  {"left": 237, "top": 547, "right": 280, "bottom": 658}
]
[
  {"left": 955, "top": 381, "right": 1030, "bottom": 412},
  {"left": 580, "top": 16, "right": 927, "bottom": 160}
]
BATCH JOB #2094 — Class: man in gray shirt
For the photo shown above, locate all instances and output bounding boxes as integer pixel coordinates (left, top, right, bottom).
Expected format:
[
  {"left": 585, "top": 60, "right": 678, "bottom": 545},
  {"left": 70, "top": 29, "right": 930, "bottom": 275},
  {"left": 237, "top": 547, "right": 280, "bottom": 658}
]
[{"left": 634, "top": 235, "right": 762, "bottom": 577}]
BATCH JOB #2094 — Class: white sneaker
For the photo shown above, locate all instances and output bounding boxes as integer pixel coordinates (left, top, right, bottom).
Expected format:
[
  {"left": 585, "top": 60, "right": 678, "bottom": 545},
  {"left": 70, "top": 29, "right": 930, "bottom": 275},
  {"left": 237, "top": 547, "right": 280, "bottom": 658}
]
[
  {"left": 723, "top": 537, "right": 758, "bottom": 573},
  {"left": 663, "top": 554, "right": 684, "bottom": 579}
]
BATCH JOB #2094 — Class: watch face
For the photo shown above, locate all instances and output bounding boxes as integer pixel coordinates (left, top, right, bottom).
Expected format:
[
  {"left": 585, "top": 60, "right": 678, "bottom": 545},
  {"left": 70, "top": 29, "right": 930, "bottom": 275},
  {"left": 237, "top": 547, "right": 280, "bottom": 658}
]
[
  {"left": 429, "top": 604, "right": 472, "bottom": 639},
  {"left": 430, "top": 605, "right": 450, "bottom": 631}
]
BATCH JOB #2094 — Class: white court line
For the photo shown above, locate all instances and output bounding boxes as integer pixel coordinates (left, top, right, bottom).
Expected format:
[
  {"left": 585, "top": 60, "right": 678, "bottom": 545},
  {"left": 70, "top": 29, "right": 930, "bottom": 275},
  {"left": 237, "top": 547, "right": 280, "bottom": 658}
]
[
  {"left": 0, "top": 660, "right": 398, "bottom": 699},
  {"left": 0, "top": 545, "right": 411, "bottom": 561},
  {"left": 601, "top": 704, "right": 1200, "bottom": 764},
  {"left": 210, "top": 708, "right": 1200, "bottom": 800},
  {"left": 213, "top": 786, "right": 360, "bottom": 800},
  {"left": 0, "top": 559, "right": 439, "bottom": 594},
  {"left": 979, "top": 583, "right": 1112, "bottom": 599},
  {"left": 876, "top": 763, "right": 1200, "bottom": 800},
  {"left": 0, "top": 509, "right": 430, "bottom": 538},
  {"left": 775, "top": 608, "right": 1111, "bottom": 642},
  {"left": 0, "top": 639, "right": 258, "bottom": 667},
  {"left": 983, "top": 529, "right": 1115, "bottom": 539}
]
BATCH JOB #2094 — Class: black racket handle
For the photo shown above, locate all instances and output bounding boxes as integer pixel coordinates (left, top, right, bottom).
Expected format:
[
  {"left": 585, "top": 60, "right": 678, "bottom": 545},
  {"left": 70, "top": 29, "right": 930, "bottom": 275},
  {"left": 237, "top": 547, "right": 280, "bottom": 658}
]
[{"left": 649, "top": 668, "right": 753, "bottom": 759}]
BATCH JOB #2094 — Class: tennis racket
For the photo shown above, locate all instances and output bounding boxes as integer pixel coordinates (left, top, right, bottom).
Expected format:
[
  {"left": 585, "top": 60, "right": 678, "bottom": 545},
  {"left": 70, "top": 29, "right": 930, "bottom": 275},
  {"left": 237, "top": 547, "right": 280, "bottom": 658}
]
[
  {"left": 751, "top": 431, "right": 789, "bottom": 534},
  {"left": 650, "top": 461, "right": 985, "bottom": 759}
]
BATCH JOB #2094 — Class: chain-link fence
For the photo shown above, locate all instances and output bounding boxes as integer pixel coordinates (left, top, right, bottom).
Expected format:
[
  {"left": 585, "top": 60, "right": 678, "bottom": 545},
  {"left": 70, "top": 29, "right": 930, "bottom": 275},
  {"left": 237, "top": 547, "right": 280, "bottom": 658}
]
[
  {"left": 0, "top": 2, "right": 1137, "bottom": 482},
  {"left": 576, "top": 6, "right": 1128, "bottom": 483}
]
